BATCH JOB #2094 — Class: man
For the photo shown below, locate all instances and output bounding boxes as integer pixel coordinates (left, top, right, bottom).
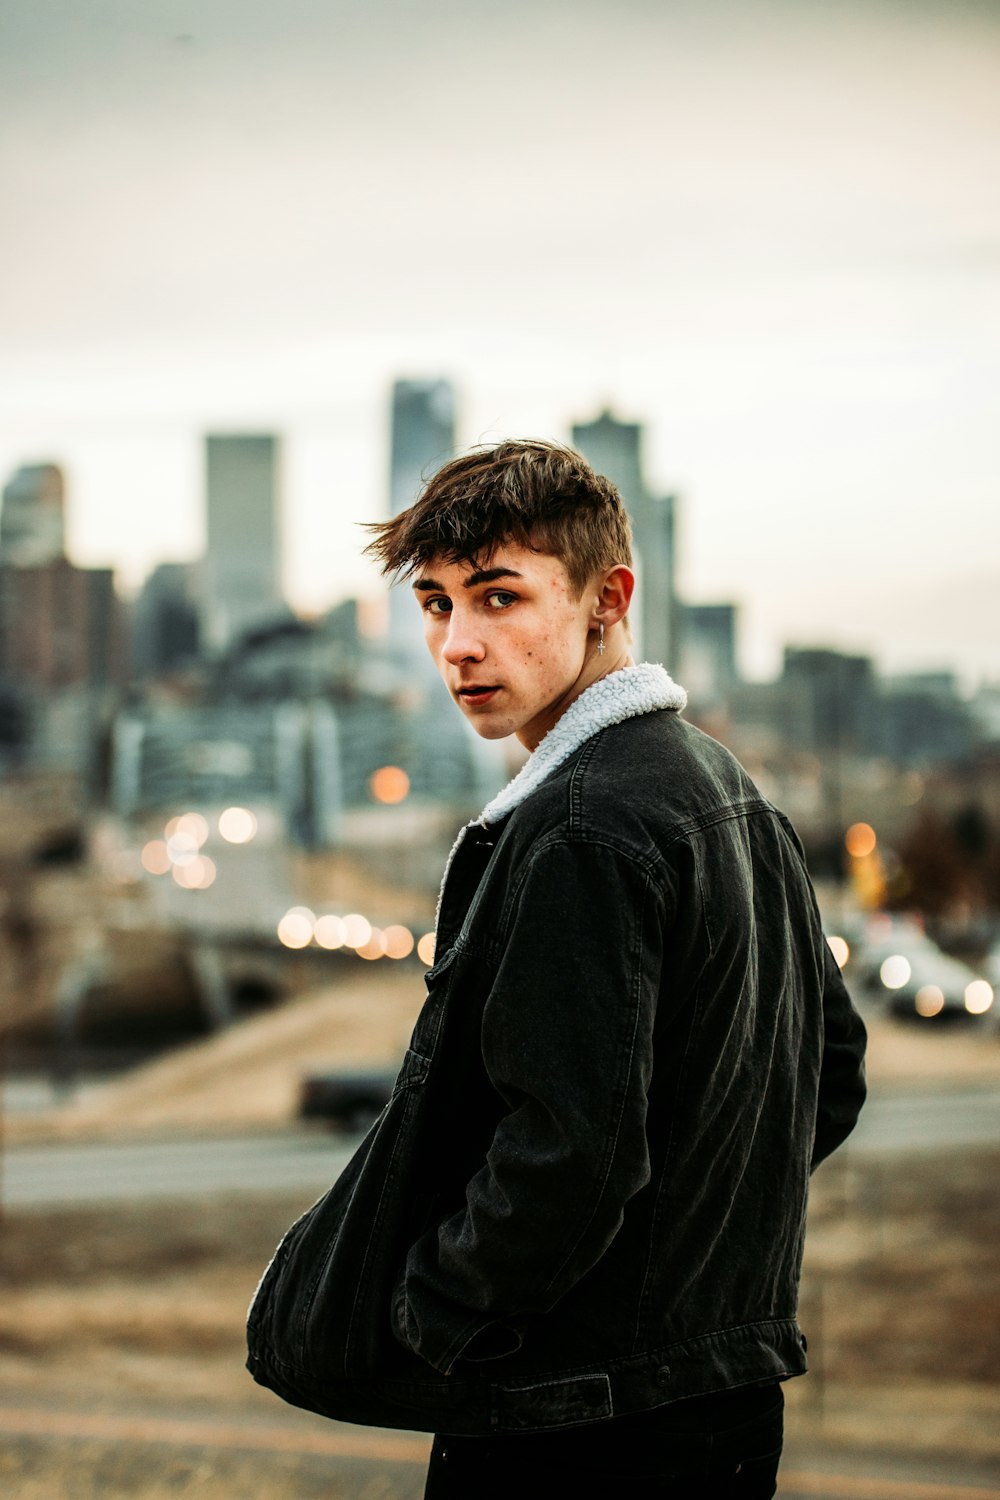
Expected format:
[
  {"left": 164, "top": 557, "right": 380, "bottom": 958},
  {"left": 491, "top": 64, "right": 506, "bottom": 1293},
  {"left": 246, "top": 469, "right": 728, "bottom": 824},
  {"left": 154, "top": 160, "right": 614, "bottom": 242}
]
[{"left": 247, "top": 440, "right": 867, "bottom": 1497}]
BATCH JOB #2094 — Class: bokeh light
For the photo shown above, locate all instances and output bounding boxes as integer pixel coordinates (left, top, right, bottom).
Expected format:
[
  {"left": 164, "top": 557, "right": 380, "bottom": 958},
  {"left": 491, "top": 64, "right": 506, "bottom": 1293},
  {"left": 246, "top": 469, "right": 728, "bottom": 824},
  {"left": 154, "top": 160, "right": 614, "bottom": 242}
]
[
  {"left": 845, "top": 823, "right": 877, "bottom": 858},
  {"left": 369, "top": 766, "right": 410, "bottom": 805},
  {"left": 880, "top": 954, "right": 911, "bottom": 990},
  {"left": 341, "top": 913, "right": 373, "bottom": 949},
  {"left": 383, "top": 924, "right": 415, "bottom": 960},
  {"left": 219, "top": 806, "right": 258, "bottom": 844},
  {"left": 140, "top": 840, "right": 171, "bottom": 875},
  {"left": 416, "top": 932, "right": 436, "bottom": 967},
  {"left": 356, "top": 928, "right": 388, "bottom": 961},
  {"left": 172, "top": 855, "right": 216, "bottom": 890},
  {"left": 166, "top": 830, "right": 199, "bottom": 867},
  {"left": 277, "top": 906, "right": 315, "bottom": 949},
  {"left": 827, "top": 935, "right": 850, "bottom": 970},
  {"left": 166, "top": 812, "right": 209, "bottom": 847},
  {"left": 314, "top": 914, "right": 346, "bottom": 950},
  {"left": 965, "top": 980, "right": 994, "bottom": 1015},
  {"left": 915, "top": 985, "right": 945, "bottom": 1018}
]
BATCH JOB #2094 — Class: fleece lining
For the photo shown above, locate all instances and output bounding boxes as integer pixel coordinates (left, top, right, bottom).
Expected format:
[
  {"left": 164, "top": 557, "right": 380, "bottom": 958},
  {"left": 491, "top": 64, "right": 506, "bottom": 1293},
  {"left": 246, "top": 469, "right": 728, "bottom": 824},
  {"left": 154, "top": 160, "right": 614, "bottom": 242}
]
[
  {"left": 434, "top": 664, "right": 687, "bottom": 928},
  {"left": 476, "top": 662, "right": 687, "bottom": 825}
]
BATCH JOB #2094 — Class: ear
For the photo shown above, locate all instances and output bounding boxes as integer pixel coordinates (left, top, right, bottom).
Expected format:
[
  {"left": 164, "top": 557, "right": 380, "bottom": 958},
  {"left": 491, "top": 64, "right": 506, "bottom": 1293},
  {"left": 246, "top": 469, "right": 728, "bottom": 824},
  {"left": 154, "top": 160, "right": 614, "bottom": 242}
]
[{"left": 592, "top": 565, "right": 635, "bottom": 629}]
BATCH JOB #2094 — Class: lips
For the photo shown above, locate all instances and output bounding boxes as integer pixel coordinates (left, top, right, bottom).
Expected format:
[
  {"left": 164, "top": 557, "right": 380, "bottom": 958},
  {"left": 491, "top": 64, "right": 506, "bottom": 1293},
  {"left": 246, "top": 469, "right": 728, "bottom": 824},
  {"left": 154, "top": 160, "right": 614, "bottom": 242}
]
[{"left": 458, "top": 685, "right": 500, "bottom": 703}]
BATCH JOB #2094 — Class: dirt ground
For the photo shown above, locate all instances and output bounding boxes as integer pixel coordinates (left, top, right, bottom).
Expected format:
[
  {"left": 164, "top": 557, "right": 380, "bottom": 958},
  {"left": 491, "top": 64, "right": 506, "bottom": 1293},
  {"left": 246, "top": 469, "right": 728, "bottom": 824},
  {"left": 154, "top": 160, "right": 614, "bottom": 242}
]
[
  {"left": 5, "top": 967, "right": 426, "bottom": 1143},
  {"left": 1, "top": 1147, "right": 999, "bottom": 1495},
  {"left": 2, "top": 972, "right": 1000, "bottom": 1495},
  {"left": 9, "top": 957, "right": 1000, "bottom": 1146}
]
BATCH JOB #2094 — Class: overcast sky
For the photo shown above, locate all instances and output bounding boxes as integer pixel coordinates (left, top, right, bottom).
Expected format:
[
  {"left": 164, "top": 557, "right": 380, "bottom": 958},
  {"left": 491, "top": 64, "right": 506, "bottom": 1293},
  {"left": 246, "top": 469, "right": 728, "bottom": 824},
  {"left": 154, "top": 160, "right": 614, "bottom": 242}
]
[{"left": 1, "top": 0, "right": 998, "bottom": 682}]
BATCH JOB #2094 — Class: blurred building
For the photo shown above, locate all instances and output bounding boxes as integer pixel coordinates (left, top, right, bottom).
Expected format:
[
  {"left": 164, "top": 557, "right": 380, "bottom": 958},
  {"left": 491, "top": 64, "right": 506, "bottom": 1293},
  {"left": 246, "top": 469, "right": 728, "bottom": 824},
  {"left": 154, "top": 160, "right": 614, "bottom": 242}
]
[
  {"left": 110, "top": 684, "right": 504, "bottom": 849},
  {"left": 0, "top": 463, "right": 66, "bottom": 567},
  {"left": 571, "top": 410, "right": 679, "bottom": 671},
  {"left": 779, "top": 647, "right": 879, "bottom": 755},
  {"left": 386, "top": 380, "right": 456, "bottom": 667},
  {"left": 0, "top": 558, "right": 125, "bottom": 694},
  {"left": 878, "top": 671, "right": 973, "bottom": 767},
  {"left": 0, "top": 556, "right": 127, "bottom": 775},
  {"left": 0, "top": 460, "right": 129, "bottom": 774},
  {"left": 678, "top": 603, "right": 740, "bottom": 708},
  {"left": 970, "top": 683, "right": 1000, "bottom": 746},
  {"left": 131, "top": 561, "right": 202, "bottom": 679},
  {"left": 389, "top": 379, "right": 456, "bottom": 516},
  {"left": 111, "top": 700, "right": 343, "bottom": 847},
  {"left": 725, "top": 650, "right": 978, "bottom": 776},
  {"left": 202, "top": 434, "right": 284, "bottom": 653}
]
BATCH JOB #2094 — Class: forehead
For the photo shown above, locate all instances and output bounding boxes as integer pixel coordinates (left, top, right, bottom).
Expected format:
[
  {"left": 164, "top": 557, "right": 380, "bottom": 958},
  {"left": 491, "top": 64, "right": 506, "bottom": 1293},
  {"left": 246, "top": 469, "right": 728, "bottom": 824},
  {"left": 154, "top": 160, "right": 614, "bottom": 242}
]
[{"left": 413, "top": 543, "right": 573, "bottom": 588}]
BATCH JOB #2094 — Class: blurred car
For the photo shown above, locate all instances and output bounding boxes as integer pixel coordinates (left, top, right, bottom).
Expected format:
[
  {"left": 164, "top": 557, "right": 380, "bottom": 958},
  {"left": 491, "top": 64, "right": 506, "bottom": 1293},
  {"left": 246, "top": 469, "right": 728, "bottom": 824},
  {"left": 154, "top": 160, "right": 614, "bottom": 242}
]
[
  {"left": 869, "top": 943, "right": 994, "bottom": 1023},
  {"left": 846, "top": 913, "right": 937, "bottom": 991},
  {"left": 299, "top": 1065, "right": 400, "bottom": 1131}
]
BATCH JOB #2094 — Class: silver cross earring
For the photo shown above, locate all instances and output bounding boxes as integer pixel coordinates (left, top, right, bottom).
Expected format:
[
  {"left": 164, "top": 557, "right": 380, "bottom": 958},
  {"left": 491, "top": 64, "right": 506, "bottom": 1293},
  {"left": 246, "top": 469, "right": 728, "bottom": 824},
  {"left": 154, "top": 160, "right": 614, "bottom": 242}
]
[{"left": 597, "top": 622, "right": 605, "bottom": 656}]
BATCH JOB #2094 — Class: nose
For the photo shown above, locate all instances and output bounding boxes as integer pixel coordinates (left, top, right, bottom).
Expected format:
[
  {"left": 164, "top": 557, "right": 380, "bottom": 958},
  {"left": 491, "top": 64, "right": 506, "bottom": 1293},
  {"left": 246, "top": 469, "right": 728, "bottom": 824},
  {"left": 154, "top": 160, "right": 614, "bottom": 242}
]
[{"left": 441, "top": 610, "right": 486, "bottom": 666}]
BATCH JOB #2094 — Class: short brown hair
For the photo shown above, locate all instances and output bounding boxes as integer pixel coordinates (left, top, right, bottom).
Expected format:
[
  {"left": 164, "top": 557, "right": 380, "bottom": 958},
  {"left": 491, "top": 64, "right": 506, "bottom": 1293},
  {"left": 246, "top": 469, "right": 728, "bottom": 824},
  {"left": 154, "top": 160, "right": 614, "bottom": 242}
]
[{"left": 363, "top": 439, "right": 633, "bottom": 595}]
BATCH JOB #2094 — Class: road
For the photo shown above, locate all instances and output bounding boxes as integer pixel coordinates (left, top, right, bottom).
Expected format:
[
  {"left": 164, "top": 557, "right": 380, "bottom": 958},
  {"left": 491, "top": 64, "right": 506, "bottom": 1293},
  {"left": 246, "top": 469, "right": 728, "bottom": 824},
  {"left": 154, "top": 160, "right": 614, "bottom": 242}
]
[
  {"left": 846, "top": 1083, "right": 1000, "bottom": 1154},
  {"left": 3, "top": 1085, "right": 999, "bottom": 1209},
  {"left": 1, "top": 1129, "right": 357, "bottom": 1208}
]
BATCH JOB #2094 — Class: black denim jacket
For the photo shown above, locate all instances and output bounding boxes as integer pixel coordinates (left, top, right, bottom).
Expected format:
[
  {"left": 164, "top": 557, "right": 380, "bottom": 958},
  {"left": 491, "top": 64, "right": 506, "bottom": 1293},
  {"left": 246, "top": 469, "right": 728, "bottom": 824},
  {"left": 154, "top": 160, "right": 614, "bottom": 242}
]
[{"left": 247, "top": 666, "right": 867, "bottom": 1435}]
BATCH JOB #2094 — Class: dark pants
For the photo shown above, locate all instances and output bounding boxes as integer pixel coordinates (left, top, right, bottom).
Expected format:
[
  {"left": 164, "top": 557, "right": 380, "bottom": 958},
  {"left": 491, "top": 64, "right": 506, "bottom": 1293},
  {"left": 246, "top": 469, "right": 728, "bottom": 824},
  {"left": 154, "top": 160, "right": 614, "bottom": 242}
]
[{"left": 424, "top": 1383, "right": 784, "bottom": 1498}]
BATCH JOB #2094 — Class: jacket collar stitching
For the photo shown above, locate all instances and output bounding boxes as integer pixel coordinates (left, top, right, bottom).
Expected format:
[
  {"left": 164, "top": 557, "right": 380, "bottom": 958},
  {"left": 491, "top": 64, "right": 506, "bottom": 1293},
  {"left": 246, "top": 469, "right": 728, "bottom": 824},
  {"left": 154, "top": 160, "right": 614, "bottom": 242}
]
[{"left": 475, "top": 662, "right": 687, "bottom": 827}]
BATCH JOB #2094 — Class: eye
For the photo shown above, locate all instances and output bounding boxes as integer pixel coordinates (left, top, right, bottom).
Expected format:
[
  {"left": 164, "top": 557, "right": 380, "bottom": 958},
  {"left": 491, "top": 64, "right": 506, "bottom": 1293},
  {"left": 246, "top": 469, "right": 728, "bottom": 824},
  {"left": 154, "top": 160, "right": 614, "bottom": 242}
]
[
  {"left": 485, "top": 591, "right": 517, "bottom": 610},
  {"left": 423, "top": 596, "right": 452, "bottom": 615}
]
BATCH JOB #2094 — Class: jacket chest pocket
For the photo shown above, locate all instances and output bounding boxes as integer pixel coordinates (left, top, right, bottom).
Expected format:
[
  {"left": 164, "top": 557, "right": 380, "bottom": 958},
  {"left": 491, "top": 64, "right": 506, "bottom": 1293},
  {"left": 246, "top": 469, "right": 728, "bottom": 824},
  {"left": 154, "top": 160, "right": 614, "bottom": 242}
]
[
  {"left": 392, "top": 1046, "right": 431, "bottom": 1093},
  {"left": 406, "top": 943, "right": 460, "bottom": 1064}
]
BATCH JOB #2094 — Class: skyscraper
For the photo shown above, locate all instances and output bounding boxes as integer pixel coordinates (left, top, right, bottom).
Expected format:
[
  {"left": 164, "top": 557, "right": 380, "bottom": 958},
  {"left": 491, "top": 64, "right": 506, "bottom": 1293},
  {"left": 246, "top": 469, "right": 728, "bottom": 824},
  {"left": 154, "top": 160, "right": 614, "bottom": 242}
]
[
  {"left": 0, "top": 463, "right": 66, "bottom": 567},
  {"left": 389, "top": 380, "right": 456, "bottom": 517},
  {"left": 386, "top": 380, "right": 456, "bottom": 665},
  {"left": 0, "top": 461, "right": 125, "bottom": 696},
  {"left": 203, "top": 435, "right": 283, "bottom": 653},
  {"left": 572, "top": 410, "right": 679, "bottom": 671}
]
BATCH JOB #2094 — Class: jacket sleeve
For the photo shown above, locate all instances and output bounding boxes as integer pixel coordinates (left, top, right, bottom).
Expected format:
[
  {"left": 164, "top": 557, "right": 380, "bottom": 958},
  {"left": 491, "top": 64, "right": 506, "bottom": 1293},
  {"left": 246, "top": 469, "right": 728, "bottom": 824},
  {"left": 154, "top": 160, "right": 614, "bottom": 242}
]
[
  {"left": 392, "top": 838, "right": 665, "bottom": 1375},
  {"left": 810, "top": 934, "right": 868, "bottom": 1172}
]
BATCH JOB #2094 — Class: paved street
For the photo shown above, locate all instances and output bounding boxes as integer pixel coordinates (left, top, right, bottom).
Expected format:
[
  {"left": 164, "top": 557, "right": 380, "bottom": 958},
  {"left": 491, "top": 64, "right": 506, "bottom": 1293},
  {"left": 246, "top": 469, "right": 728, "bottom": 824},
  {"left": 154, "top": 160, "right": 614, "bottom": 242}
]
[
  {"left": 2, "top": 1129, "right": 356, "bottom": 1208},
  {"left": 3, "top": 1086, "right": 1000, "bottom": 1208},
  {"left": 846, "top": 1083, "right": 1000, "bottom": 1155}
]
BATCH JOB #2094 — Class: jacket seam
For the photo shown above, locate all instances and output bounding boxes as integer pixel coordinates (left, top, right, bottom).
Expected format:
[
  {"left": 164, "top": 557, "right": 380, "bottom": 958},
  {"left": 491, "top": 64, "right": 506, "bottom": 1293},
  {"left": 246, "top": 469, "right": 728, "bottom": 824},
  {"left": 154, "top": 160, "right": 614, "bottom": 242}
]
[
  {"left": 532, "top": 867, "right": 654, "bottom": 1306},
  {"left": 498, "top": 834, "right": 663, "bottom": 943},
  {"left": 661, "top": 800, "right": 775, "bottom": 848},
  {"left": 255, "top": 1313, "right": 802, "bottom": 1387},
  {"left": 635, "top": 854, "right": 713, "bottom": 1343},
  {"left": 567, "top": 737, "right": 599, "bottom": 837},
  {"left": 344, "top": 1100, "right": 412, "bottom": 1369}
]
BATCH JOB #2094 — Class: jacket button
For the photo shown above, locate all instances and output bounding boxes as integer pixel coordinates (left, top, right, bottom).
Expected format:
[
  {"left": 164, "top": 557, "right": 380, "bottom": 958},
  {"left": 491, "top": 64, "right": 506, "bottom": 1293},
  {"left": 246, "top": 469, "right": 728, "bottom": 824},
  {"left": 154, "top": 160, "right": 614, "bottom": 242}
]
[{"left": 657, "top": 1365, "right": 671, "bottom": 1384}]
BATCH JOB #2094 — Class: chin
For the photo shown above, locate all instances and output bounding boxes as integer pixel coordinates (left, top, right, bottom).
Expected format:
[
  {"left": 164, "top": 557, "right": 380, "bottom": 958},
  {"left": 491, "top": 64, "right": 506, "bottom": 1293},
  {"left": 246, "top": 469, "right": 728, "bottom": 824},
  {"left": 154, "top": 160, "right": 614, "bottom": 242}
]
[{"left": 468, "top": 720, "right": 515, "bottom": 742}]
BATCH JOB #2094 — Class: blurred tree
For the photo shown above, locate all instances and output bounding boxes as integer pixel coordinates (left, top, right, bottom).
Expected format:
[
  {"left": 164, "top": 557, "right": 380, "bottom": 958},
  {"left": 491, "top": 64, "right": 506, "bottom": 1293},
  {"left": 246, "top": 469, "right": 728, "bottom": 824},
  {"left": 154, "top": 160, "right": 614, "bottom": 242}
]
[
  {"left": 953, "top": 803, "right": 990, "bottom": 862},
  {"left": 890, "top": 811, "right": 971, "bottom": 918}
]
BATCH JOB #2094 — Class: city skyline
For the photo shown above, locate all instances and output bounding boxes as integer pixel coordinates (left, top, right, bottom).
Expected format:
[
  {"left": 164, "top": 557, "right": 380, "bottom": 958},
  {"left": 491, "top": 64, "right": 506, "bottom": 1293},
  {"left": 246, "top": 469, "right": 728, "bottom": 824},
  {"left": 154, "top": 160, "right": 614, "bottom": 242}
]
[
  {"left": 0, "top": 374, "right": 995, "bottom": 691},
  {"left": 2, "top": 0, "right": 998, "bottom": 684}
]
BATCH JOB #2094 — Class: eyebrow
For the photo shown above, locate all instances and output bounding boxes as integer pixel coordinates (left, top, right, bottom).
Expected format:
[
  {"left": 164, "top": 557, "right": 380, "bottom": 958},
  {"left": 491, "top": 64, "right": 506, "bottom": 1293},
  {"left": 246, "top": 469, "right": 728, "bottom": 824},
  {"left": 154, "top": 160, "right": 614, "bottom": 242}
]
[{"left": 412, "top": 567, "right": 525, "bottom": 593}]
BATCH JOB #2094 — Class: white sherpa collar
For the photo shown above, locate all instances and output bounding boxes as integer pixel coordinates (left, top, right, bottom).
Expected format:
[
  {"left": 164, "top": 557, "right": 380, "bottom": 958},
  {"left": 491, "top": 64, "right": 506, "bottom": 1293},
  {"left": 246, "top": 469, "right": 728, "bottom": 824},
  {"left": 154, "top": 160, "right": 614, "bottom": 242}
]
[
  {"left": 477, "top": 661, "right": 687, "bottom": 826},
  {"left": 434, "top": 663, "right": 686, "bottom": 930}
]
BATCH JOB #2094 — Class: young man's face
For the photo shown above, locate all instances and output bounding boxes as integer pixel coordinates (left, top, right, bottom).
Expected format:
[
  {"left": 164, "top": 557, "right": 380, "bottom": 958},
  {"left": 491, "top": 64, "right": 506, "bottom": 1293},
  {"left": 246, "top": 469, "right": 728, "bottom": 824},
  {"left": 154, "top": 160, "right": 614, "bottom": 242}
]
[{"left": 412, "top": 543, "right": 596, "bottom": 750}]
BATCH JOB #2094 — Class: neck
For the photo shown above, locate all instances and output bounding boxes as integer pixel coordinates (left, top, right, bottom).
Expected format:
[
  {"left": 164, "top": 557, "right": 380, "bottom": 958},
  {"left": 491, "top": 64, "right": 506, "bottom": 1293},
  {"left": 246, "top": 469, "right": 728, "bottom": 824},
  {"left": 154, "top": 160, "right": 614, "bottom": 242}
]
[{"left": 516, "top": 629, "right": 636, "bottom": 751}]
